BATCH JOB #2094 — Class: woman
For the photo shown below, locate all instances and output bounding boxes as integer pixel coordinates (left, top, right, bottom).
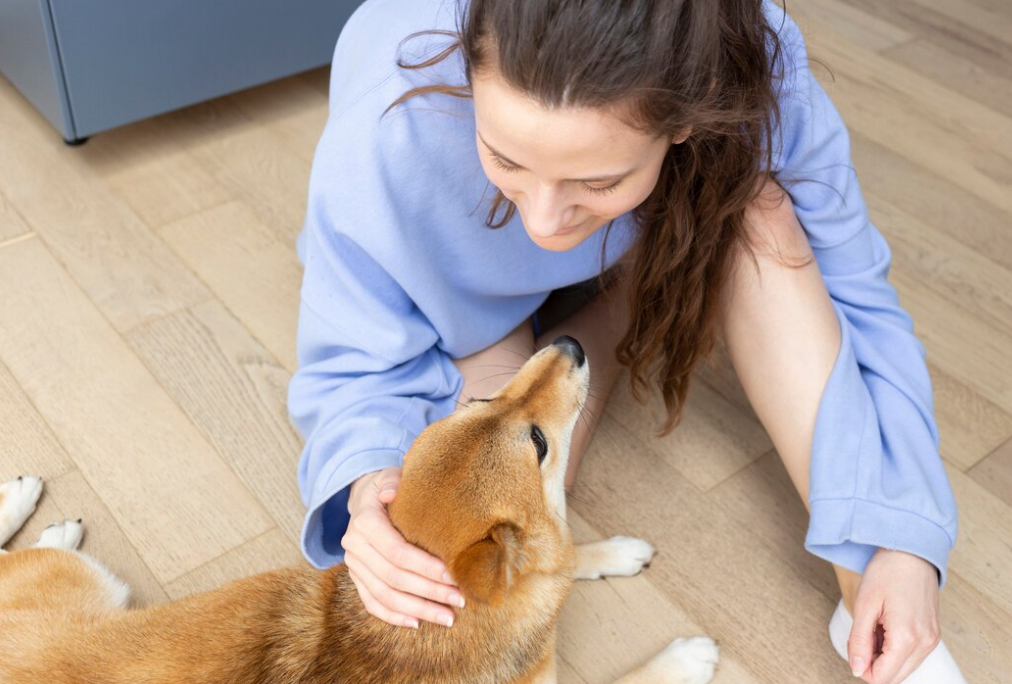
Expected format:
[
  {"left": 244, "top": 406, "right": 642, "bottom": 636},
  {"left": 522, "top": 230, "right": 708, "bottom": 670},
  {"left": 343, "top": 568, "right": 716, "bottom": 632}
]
[{"left": 287, "top": 0, "right": 964, "bottom": 681}]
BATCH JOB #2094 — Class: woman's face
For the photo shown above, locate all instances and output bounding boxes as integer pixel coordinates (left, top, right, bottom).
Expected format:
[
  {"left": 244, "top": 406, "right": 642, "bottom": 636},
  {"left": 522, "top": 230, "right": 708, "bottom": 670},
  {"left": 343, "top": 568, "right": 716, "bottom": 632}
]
[{"left": 471, "top": 69, "right": 688, "bottom": 252}]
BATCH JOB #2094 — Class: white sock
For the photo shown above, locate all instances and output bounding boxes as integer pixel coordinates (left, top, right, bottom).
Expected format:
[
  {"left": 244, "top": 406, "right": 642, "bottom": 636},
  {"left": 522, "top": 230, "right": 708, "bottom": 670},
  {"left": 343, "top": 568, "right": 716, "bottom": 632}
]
[{"left": 828, "top": 599, "right": 967, "bottom": 682}]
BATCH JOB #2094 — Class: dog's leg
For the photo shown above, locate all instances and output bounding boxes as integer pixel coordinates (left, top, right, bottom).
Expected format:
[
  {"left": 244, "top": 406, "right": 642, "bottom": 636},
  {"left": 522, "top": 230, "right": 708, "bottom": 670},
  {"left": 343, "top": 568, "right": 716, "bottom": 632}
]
[
  {"left": 612, "top": 637, "right": 719, "bottom": 684},
  {"left": 35, "top": 519, "right": 84, "bottom": 550},
  {"left": 574, "top": 536, "right": 655, "bottom": 580},
  {"left": 0, "top": 476, "right": 43, "bottom": 548}
]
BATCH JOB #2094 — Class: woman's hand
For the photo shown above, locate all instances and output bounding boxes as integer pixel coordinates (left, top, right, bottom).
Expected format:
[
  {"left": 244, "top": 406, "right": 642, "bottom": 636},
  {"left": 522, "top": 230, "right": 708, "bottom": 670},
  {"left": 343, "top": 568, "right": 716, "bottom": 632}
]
[
  {"left": 848, "top": 548, "right": 942, "bottom": 684},
  {"left": 342, "top": 466, "right": 464, "bottom": 629}
]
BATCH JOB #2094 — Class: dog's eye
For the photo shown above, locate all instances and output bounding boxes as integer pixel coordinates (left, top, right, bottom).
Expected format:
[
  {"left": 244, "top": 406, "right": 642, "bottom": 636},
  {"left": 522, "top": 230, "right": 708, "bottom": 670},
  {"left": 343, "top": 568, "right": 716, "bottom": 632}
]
[{"left": 531, "top": 425, "right": 548, "bottom": 465}]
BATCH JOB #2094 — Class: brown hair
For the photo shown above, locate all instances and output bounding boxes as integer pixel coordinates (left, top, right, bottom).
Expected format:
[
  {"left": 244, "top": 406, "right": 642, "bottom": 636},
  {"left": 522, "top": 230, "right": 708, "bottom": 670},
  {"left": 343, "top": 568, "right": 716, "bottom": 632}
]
[{"left": 384, "top": 0, "right": 806, "bottom": 436}]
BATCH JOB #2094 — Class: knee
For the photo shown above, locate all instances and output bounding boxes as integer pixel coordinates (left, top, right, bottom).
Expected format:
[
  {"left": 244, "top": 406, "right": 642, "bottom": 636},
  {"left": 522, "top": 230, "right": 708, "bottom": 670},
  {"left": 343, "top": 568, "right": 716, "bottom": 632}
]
[{"left": 742, "top": 177, "right": 813, "bottom": 264}]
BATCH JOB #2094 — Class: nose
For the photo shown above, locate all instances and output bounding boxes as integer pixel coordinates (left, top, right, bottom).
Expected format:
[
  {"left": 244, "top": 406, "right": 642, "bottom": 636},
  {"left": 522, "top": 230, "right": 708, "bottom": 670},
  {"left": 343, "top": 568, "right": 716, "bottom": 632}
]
[
  {"left": 525, "top": 185, "right": 575, "bottom": 238},
  {"left": 552, "top": 335, "right": 585, "bottom": 367}
]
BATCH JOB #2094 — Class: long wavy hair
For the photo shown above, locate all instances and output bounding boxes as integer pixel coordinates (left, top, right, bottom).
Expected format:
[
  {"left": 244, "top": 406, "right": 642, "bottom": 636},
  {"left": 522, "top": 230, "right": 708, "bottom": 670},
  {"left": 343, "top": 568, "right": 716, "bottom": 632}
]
[{"left": 383, "top": 0, "right": 806, "bottom": 437}]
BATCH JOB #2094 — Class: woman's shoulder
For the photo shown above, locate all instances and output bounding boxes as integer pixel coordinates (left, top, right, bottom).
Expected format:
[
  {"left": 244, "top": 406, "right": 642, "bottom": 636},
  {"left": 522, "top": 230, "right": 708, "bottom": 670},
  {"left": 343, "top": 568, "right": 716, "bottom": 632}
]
[{"left": 328, "top": 0, "right": 466, "bottom": 119}]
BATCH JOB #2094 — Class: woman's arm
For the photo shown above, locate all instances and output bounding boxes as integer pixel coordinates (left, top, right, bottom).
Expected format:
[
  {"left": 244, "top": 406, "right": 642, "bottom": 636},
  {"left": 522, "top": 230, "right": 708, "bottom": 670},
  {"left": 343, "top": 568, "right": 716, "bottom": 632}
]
[{"left": 765, "top": 1, "right": 958, "bottom": 587}]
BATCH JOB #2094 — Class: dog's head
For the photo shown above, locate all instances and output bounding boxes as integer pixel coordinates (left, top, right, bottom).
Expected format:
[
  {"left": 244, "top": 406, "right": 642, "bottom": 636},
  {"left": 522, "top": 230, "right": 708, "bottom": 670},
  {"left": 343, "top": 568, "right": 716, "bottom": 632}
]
[{"left": 388, "top": 336, "right": 589, "bottom": 606}]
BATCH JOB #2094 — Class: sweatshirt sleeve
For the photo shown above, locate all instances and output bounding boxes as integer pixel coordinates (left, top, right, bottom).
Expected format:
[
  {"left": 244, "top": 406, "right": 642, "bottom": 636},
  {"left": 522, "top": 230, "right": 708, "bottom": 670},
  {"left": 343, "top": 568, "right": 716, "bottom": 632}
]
[
  {"left": 769, "top": 9, "right": 958, "bottom": 586},
  {"left": 288, "top": 104, "right": 465, "bottom": 571}
]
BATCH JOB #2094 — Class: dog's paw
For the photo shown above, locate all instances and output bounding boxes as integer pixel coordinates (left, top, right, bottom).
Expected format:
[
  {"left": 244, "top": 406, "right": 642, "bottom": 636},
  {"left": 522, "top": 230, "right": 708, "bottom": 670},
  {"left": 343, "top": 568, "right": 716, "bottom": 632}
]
[
  {"left": 0, "top": 476, "right": 44, "bottom": 545},
  {"left": 574, "top": 535, "right": 656, "bottom": 580},
  {"left": 650, "top": 636, "right": 719, "bottom": 684},
  {"left": 35, "top": 519, "right": 84, "bottom": 550}
]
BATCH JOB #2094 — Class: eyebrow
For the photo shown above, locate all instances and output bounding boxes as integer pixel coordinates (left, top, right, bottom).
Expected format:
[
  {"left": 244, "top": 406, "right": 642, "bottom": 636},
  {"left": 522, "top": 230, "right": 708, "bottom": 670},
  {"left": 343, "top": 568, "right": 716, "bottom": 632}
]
[{"left": 476, "top": 129, "right": 632, "bottom": 183}]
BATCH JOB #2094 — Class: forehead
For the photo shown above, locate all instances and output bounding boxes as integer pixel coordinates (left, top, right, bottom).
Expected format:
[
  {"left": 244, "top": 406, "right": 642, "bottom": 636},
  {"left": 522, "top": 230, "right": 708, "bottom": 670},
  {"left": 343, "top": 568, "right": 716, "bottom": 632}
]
[{"left": 471, "top": 71, "right": 659, "bottom": 169}]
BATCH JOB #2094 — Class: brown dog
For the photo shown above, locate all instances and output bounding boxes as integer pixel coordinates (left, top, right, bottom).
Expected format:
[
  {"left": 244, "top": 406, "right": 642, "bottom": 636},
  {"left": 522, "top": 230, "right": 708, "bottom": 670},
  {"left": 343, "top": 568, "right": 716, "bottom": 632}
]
[{"left": 0, "top": 336, "right": 718, "bottom": 683}]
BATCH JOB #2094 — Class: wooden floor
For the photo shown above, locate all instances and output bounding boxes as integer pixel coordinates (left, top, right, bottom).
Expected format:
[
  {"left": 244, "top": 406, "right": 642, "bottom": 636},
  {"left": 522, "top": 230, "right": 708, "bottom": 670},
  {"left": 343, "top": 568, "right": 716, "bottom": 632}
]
[{"left": 1, "top": 0, "right": 1010, "bottom": 681}]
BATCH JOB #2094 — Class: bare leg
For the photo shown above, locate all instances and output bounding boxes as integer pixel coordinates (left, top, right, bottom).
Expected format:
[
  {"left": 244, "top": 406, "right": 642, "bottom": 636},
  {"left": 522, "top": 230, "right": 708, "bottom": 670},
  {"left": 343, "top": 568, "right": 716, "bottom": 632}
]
[{"left": 719, "top": 179, "right": 861, "bottom": 613}]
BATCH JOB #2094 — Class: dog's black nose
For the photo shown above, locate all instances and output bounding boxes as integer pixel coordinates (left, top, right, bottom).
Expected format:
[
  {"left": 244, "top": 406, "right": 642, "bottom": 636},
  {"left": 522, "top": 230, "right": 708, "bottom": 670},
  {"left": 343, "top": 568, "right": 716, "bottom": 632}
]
[{"left": 552, "top": 335, "right": 585, "bottom": 367}]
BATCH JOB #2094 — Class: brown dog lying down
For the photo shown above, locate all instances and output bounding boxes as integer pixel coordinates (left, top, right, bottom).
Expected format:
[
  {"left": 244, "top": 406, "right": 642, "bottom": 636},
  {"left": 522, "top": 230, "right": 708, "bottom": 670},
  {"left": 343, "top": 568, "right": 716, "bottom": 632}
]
[{"left": 0, "top": 336, "right": 719, "bottom": 684}]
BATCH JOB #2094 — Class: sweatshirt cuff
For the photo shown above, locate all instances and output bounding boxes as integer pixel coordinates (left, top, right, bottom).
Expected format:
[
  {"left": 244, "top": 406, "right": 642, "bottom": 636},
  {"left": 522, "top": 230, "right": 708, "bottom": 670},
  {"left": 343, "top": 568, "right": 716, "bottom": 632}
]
[
  {"left": 300, "top": 448, "right": 405, "bottom": 569},
  {"left": 806, "top": 497, "right": 954, "bottom": 588}
]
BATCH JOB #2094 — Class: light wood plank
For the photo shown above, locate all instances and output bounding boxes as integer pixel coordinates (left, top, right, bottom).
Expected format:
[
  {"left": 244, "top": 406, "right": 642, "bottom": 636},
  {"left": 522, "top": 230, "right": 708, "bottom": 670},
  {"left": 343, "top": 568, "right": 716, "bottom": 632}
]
[
  {"left": 44, "top": 469, "right": 170, "bottom": 607},
  {"left": 127, "top": 300, "right": 306, "bottom": 543},
  {"left": 0, "top": 237, "right": 273, "bottom": 583},
  {"left": 0, "top": 76, "right": 210, "bottom": 333},
  {"left": 904, "top": 0, "right": 1012, "bottom": 53},
  {"left": 789, "top": 0, "right": 914, "bottom": 53},
  {"left": 693, "top": 335, "right": 757, "bottom": 422},
  {"left": 569, "top": 409, "right": 853, "bottom": 682},
  {"left": 559, "top": 510, "right": 763, "bottom": 684},
  {"left": 807, "top": 28, "right": 1012, "bottom": 215},
  {"left": 165, "top": 528, "right": 305, "bottom": 600},
  {"left": 166, "top": 96, "right": 313, "bottom": 246},
  {"left": 967, "top": 437, "right": 1012, "bottom": 509},
  {"left": 941, "top": 570, "right": 1012, "bottom": 684},
  {"left": 159, "top": 201, "right": 302, "bottom": 374},
  {"left": 883, "top": 39, "right": 1012, "bottom": 118},
  {"left": 0, "top": 184, "right": 30, "bottom": 242},
  {"left": 224, "top": 75, "right": 330, "bottom": 165},
  {"left": 75, "top": 117, "right": 233, "bottom": 230},
  {"left": 944, "top": 460, "right": 1012, "bottom": 617},
  {"left": 929, "top": 364, "right": 1012, "bottom": 472},
  {"left": 0, "top": 359, "right": 75, "bottom": 480},
  {"left": 830, "top": 0, "right": 1012, "bottom": 77},
  {"left": 872, "top": 198, "right": 1012, "bottom": 339},
  {"left": 606, "top": 368, "right": 772, "bottom": 492},
  {"left": 891, "top": 268, "right": 1012, "bottom": 416},
  {"left": 851, "top": 132, "right": 1012, "bottom": 275}
]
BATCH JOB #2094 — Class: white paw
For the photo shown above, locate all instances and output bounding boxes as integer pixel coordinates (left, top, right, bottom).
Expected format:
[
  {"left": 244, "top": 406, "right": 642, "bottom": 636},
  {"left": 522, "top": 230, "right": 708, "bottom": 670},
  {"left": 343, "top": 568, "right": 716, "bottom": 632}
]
[
  {"left": 576, "top": 536, "right": 656, "bottom": 580},
  {"left": 0, "top": 476, "right": 44, "bottom": 545},
  {"left": 650, "top": 636, "right": 719, "bottom": 684},
  {"left": 36, "top": 519, "right": 84, "bottom": 550}
]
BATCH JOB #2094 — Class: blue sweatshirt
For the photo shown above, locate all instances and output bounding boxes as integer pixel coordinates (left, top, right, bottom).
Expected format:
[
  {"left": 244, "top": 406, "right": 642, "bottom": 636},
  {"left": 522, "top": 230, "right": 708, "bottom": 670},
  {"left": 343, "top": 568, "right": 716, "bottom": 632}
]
[{"left": 288, "top": 0, "right": 959, "bottom": 586}]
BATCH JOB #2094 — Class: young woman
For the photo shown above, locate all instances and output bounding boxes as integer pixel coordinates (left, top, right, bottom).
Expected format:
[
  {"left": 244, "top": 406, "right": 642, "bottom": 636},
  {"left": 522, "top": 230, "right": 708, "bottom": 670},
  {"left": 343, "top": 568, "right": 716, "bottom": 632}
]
[{"left": 287, "top": 1, "right": 964, "bottom": 681}]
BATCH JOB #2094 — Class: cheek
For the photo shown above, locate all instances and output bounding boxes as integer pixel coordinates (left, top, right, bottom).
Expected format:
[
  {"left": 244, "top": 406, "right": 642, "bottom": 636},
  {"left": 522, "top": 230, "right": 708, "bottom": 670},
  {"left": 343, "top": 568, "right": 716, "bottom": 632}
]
[{"left": 590, "top": 177, "right": 658, "bottom": 218}]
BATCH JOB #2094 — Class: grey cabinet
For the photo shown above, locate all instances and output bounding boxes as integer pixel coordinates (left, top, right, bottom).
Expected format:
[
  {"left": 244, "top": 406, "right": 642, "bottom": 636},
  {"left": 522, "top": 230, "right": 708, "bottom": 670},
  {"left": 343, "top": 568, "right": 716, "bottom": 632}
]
[{"left": 0, "top": 0, "right": 365, "bottom": 142}]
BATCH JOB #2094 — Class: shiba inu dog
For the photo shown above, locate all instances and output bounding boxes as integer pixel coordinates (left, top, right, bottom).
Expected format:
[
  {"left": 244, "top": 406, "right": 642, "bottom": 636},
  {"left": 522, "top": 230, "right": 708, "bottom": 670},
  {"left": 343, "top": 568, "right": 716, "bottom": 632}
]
[{"left": 0, "top": 335, "right": 718, "bottom": 683}]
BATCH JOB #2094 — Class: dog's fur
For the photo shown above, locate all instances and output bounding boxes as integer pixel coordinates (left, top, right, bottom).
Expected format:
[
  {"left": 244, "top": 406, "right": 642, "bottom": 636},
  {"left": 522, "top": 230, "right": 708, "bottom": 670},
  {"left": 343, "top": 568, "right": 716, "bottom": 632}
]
[{"left": 0, "top": 339, "right": 718, "bottom": 683}]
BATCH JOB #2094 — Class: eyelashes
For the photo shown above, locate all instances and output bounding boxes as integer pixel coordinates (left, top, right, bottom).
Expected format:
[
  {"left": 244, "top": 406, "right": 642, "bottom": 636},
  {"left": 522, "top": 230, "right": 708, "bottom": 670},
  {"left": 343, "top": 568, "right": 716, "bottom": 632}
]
[{"left": 488, "top": 153, "right": 621, "bottom": 196}]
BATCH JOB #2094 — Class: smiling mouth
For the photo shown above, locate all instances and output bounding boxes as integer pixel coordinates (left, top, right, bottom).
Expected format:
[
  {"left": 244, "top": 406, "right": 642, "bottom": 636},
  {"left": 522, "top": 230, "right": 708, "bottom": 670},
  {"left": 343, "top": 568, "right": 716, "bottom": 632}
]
[{"left": 554, "top": 221, "right": 583, "bottom": 236}]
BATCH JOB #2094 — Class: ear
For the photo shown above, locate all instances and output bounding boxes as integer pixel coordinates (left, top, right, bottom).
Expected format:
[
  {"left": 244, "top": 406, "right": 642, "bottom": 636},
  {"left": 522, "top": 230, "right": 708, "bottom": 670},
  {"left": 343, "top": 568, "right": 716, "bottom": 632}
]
[
  {"left": 671, "top": 126, "right": 692, "bottom": 145},
  {"left": 450, "top": 522, "right": 523, "bottom": 606}
]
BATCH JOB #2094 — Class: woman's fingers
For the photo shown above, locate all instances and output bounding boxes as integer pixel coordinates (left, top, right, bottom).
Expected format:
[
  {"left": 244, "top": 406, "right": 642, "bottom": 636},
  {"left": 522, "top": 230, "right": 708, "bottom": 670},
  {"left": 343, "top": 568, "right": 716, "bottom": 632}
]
[
  {"left": 866, "top": 618, "right": 937, "bottom": 684},
  {"left": 355, "top": 535, "right": 464, "bottom": 609},
  {"left": 355, "top": 505, "right": 457, "bottom": 587},
  {"left": 347, "top": 564, "right": 419, "bottom": 629},
  {"left": 848, "top": 598, "right": 880, "bottom": 679},
  {"left": 345, "top": 552, "right": 457, "bottom": 627},
  {"left": 864, "top": 627, "right": 916, "bottom": 684}
]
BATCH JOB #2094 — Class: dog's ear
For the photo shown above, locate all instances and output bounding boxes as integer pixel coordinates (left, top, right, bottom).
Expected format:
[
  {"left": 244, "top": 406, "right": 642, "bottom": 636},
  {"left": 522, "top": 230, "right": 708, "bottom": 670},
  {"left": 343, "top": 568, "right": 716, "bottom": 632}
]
[{"left": 450, "top": 522, "right": 524, "bottom": 606}]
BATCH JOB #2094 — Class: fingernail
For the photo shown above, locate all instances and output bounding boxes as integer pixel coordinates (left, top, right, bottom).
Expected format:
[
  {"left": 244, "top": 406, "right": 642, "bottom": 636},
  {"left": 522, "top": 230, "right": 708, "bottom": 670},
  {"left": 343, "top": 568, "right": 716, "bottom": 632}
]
[
  {"left": 405, "top": 618, "right": 419, "bottom": 629},
  {"left": 850, "top": 656, "right": 865, "bottom": 676},
  {"left": 449, "top": 593, "right": 465, "bottom": 608},
  {"left": 442, "top": 571, "right": 455, "bottom": 584},
  {"left": 441, "top": 613, "right": 454, "bottom": 627}
]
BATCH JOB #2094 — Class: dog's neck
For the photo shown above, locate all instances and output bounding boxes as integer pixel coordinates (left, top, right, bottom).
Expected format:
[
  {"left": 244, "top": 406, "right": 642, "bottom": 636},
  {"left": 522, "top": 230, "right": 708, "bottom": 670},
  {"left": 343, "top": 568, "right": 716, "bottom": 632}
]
[{"left": 283, "top": 558, "right": 574, "bottom": 684}]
